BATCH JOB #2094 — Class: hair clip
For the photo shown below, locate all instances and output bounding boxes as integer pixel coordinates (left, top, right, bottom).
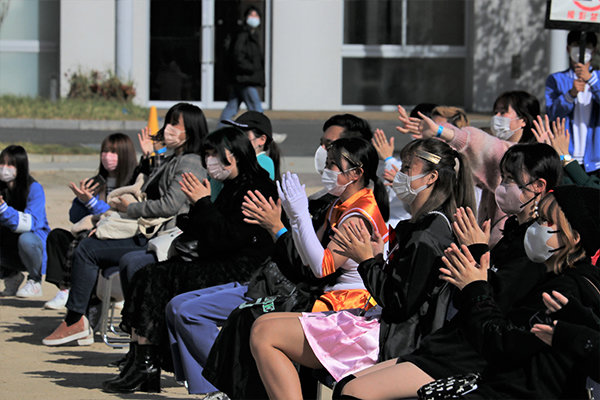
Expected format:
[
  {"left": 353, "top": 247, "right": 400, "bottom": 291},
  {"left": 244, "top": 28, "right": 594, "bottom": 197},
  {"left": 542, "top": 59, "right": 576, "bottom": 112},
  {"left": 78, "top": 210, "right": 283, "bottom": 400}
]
[
  {"left": 342, "top": 151, "right": 363, "bottom": 168},
  {"left": 416, "top": 150, "right": 441, "bottom": 165}
]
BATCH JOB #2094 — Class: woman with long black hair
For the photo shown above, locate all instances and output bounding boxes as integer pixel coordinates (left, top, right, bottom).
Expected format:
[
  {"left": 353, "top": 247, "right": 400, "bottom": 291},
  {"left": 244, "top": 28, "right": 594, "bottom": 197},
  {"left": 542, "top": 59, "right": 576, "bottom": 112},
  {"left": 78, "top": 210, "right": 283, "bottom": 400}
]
[
  {"left": 102, "top": 127, "right": 278, "bottom": 394},
  {"left": 0, "top": 145, "right": 50, "bottom": 298}
]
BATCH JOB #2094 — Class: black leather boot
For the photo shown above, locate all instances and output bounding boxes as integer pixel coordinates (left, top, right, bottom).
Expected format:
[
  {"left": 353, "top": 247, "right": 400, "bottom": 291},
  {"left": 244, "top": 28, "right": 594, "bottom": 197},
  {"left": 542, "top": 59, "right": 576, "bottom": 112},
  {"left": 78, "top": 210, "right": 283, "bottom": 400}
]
[
  {"left": 102, "top": 344, "right": 160, "bottom": 393},
  {"left": 103, "top": 342, "right": 137, "bottom": 384}
]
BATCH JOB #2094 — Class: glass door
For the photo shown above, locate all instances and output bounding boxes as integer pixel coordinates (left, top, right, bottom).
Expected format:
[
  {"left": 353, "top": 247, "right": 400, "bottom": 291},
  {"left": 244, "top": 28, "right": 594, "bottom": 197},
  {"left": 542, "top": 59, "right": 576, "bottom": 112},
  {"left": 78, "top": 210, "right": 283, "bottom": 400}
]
[{"left": 150, "top": 0, "right": 269, "bottom": 109}]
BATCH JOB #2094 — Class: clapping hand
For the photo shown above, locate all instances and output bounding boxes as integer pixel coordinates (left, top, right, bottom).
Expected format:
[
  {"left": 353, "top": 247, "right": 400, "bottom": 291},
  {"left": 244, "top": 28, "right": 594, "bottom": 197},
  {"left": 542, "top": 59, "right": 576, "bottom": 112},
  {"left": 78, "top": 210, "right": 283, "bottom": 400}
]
[
  {"left": 276, "top": 172, "right": 308, "bottom": 221},
  {"left": 530, "top": 291, "right": 569, "bottom": 346},
  {"left": 242, "top": 190, "right": 285, "bottom": 237},
  {"left": 372, "top": 129, "right": 395, "bottom": 161},
  {"left": 395, "top": 105, "right": 424, "bottom": 138},
  {"left": 138, "top": 126, "right": 154, "bottom": 157},
  {"left": 179, "top": 172, "right": 211, "bottom": 203},
  {"left": 382, "top": 164, "right": 399, "bottom": 185},
  {"left": 440, "top": 243, "right": 489, "bottom": 290},
  {"left": 331, "top": 219, "right": 383, "bottom": 263},
  {"left": 453, "top": 207, "right": 490, "bottom": 246}
]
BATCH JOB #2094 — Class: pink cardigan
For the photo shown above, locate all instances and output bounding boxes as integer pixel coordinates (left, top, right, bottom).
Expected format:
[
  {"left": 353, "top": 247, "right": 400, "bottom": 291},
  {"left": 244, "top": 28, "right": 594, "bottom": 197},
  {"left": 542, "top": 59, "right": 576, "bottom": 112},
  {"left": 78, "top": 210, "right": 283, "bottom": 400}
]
[{"left": 444, "top": 124, "right": 513, "bottom": 247}]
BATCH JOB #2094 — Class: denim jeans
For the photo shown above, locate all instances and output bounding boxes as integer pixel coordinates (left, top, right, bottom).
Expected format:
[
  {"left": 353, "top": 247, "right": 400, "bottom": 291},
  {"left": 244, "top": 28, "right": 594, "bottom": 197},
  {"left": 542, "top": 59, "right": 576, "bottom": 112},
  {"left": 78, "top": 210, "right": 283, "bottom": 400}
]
[
  {"left": 218, "top": 84, "right": 263, "bottom": 127},
  {"left": 0, "top": 230, "right": 44, "bottom": 282},
  {"left": 65, "top": 235, "right": 148, "bottom": 314}
]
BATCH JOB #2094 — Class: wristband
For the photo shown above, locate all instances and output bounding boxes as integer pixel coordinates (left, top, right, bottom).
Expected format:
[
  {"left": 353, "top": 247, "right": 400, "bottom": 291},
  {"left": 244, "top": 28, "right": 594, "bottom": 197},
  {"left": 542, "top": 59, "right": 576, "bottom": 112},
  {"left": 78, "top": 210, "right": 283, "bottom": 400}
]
[
  {"left": 155, "top": 146, "right": 167, "bottom": 155},
  {"left": 436, "top": 125, "right": 444, "bottom": 138},
  {"left": 275, "top": 227, "right": 288, "bottom": 239},
  {"left": 384, "top": 156, "right": 394, "bottom": 162}
]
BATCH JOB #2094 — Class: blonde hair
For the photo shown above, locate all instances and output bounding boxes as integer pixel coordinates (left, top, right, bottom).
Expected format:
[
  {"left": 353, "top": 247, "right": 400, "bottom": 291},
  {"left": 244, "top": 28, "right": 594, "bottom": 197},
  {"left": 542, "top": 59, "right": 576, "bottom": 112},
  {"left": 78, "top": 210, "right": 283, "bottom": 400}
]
[
  {"left": 431, "top": 106, "right": 469, "bottom": 128},
  {"left": 537, "top": 193, "right": 585, "bottom": 274}
]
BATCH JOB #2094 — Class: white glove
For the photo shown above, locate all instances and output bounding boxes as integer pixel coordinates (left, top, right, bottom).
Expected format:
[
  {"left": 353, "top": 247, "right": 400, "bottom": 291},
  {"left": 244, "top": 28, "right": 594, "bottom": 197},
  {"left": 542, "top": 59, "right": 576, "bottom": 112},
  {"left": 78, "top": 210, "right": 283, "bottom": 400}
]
[
  {"left": 277, "top": 172, "right": 309, "bottom": 222},
  {"left": 277, "top": 172, "right": 327, "bottom": 277}
]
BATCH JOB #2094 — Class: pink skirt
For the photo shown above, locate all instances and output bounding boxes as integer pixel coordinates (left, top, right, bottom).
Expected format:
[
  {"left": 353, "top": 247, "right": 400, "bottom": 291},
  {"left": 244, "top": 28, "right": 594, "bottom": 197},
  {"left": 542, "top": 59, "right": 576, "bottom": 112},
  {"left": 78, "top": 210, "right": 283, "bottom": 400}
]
[{"left": 299, "top": 310, "right": 380, "bottom": 381}]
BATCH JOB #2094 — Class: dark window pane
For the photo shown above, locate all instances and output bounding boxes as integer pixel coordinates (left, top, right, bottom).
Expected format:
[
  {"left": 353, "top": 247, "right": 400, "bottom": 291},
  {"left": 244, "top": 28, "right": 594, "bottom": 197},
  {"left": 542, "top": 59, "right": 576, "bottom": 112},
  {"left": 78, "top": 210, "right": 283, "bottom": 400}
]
[
  {"left": 150, "top": 0, "right": 202, "bottom": 101},
  {"left": 344, "top": 0, "right": 403, "bottom": 44},
  {"left": 342, "top": 57, "right": 465, "bottom": 106},
  {"left": 407, "top": 0, "right": 465, "bottom": 45}
]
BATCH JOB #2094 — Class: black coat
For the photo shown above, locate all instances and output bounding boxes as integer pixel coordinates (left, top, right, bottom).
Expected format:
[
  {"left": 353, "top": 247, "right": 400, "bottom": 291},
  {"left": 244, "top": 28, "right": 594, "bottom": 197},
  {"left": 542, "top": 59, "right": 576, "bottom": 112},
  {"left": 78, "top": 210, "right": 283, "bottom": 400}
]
[
  {"left": 402, "top": 217, "right": 547, "bottom": 378},
  {"left": 359, "top": 212, "right": 454, "bottom": 361},
  {"left": 460, "top": 262, "right": 600, "bottom": 399},
  {"left": 228, "top": 27, "right": 264, "bottom": 87}
]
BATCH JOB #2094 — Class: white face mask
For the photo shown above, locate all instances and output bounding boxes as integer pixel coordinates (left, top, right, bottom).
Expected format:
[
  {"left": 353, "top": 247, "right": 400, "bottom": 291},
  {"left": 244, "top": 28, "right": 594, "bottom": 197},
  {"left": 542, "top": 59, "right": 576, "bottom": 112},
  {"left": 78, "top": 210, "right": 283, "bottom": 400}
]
[
  {"left": 0, "top": 166, "right": 16, "bottom": 183},
  {"left": 164, "top": 124, "right": 186, "bottom": 149},
  {"left": 392, "top": 171, "right": 428, "bottom": 205},
  {"left": 569, "top": 47, "right": 593, "bottom": 64},
  {"left": 206, "top": 156, "right": 231, "bottom": 181},
  {"left": 524, "top": 221, "right": 562, "bottom": 263},
  {"left": 247, "top": 16, "right": 260, "bottom": 28},
  {"left": 314, "top": 146, "right": 328, "bottom": 175},
  {"left": 321, "top": 168, "right": 354, "bottom": 196},
  {"left": 490, "top": 115, "right": 518, "bottom": 141}
]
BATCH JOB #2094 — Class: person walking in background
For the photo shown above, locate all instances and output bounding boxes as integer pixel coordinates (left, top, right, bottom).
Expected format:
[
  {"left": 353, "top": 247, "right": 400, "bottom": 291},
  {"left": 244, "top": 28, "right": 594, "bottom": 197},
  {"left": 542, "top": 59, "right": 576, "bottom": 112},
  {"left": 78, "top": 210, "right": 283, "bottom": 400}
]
[
  {"left": 546, "top": 30, "right": 600, "bottom": 175},
  {"left": 218, "top": 6, "right": 264, "bottom": 124}
]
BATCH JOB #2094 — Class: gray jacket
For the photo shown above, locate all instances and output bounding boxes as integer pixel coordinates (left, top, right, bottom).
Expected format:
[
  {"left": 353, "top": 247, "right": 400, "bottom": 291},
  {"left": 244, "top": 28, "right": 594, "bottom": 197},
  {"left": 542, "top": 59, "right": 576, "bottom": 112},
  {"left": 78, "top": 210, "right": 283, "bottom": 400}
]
[{"left": 127, "top": 153, "right": 205, "bottom": 230}]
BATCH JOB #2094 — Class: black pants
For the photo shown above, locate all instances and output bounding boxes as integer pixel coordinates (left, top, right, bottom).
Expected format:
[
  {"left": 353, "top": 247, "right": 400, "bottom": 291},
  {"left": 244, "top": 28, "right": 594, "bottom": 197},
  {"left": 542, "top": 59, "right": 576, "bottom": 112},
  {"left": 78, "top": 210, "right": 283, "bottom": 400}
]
[{"left": 45, "top": 228, "right": 75, "bottom": 289}]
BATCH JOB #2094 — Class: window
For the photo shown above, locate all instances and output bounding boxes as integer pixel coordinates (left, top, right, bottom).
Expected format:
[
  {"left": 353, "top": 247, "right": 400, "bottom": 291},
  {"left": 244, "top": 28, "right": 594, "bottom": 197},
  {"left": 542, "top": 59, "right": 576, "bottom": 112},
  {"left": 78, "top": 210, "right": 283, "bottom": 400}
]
[{"left": 343, "top": 0, "right": 467, "bottom": 107}]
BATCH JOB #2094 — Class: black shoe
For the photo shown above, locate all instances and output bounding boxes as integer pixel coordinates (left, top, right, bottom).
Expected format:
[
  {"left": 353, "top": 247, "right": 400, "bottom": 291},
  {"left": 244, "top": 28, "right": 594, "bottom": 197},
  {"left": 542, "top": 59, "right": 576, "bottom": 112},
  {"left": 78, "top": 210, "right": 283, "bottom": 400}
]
[
  {"left": 103, "top": 342, "right": 137, "bottom": 384},
  {"left": 102, "top": 344, "right": 160, "bottom": 393},
  {"left": 107, "top": 342, "right": 136, "bottom": 370}
]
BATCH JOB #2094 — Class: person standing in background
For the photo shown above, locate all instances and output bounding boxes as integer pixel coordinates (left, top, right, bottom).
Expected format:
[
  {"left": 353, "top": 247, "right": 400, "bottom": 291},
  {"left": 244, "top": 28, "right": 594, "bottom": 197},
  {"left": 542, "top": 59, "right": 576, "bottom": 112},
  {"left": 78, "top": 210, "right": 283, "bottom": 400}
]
[
  {"left": 546, "top": 30, "right": 600, "bottom": 175},
  {"left": 218, "top": 6, "right": 264, "bottom": 125}
]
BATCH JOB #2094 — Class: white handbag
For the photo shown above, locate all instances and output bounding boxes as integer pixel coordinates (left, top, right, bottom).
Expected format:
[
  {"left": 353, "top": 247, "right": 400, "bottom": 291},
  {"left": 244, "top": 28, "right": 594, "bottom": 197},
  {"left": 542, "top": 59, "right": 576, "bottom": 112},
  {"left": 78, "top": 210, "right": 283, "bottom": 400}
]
[{"left": 147, "top": 227, "right": 183, "bottom": 261}]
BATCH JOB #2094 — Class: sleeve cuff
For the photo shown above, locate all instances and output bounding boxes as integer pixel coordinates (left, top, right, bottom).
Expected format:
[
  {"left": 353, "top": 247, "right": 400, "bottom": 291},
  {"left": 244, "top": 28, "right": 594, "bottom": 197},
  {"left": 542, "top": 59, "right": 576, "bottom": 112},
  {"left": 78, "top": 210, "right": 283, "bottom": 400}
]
[
  {"left": 447, "top": 126, "right": 468, "bottom": 151},
  {"left": 460, "top": 280, "right": 493, "bottom": 307},
  {"left": 564, "top": 91, "right": 575, "bottom": 103},
  {"left": 588, "top": 71, "right": 599, "bottom": 87},
  {"left": 85, "top": 197, "right": 98, "bottom": 209},
  {"left": 0, "top": 202, "right": 7, "bottom": 214},
  {"left": 467, "top": 243, "right": 490, "bottom": 262}
]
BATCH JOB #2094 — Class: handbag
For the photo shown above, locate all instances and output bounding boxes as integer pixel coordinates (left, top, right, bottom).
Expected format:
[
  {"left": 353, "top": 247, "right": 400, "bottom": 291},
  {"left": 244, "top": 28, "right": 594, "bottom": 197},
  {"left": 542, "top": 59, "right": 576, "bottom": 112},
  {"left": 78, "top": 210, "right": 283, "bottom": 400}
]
[
  {"left": 147, "top": 227, "right": 182, "bottom": 262},
  {"left": 169, "top": 233, "right": 200, "bottom": 262},
  {"left": 418, "top": 373, "right": 481, "bottom": 400}
]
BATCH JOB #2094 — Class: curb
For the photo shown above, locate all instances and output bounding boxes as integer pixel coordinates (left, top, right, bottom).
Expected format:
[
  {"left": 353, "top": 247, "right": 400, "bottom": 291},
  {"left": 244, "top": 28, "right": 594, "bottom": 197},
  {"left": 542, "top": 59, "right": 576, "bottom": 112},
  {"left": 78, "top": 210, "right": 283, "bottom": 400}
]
[{"left": 0, "top": 118, "right": 147, "bottom": 131}]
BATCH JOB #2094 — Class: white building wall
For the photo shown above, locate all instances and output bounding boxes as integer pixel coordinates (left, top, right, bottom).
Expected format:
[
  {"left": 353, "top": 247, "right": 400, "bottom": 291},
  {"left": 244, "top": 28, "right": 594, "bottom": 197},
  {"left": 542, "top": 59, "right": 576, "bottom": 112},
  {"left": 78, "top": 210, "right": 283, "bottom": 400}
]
[
  {"left": 470, "top": 0, "right": 547, "bottom": 112},
  {"left": 60, "top": 0, "right": 116, "bottom": 97},
  {"left": 271, "top": 0, "right": 342, "bottom": 110}
]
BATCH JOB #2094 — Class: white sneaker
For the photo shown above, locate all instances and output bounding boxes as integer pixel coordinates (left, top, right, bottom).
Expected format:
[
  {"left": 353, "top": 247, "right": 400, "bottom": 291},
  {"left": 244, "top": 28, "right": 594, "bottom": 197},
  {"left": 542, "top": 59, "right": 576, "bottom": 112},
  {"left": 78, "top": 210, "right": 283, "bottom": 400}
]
[
  {"left": 16, "top": 279, "right": 43, "bottom": 298},
  {"left": 1, "top": 272, "right": 25, "bottom": 296},
  {"left": 44, "top": 289, "right": 69, "bottom": 309}
]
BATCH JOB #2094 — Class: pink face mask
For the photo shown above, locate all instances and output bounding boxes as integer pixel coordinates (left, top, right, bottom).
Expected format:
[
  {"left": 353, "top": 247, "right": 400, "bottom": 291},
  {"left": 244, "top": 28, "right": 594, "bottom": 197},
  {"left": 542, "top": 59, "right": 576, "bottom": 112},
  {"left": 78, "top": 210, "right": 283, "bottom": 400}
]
[{"left": 101, "top": 152, "right": 119, "bottom": 172}]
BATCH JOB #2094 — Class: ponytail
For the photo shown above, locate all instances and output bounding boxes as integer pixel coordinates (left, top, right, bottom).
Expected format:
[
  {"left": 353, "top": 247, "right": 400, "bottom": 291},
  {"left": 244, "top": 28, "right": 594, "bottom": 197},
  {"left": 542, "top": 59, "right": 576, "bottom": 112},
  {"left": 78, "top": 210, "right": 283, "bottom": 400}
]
[
  {"left": 400, "top": 139, "right": 475, "bottom": 221},
  {"left": 372, "top": 175, "right": 390, "bottom": 222}
]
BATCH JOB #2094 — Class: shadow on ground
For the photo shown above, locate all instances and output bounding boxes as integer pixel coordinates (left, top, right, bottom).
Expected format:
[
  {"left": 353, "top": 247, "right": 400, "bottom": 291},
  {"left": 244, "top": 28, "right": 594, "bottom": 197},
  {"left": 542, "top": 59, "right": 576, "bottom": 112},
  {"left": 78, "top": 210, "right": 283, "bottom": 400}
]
[{"left": 25, "top": 370, "right": 187, "bottom": 398}]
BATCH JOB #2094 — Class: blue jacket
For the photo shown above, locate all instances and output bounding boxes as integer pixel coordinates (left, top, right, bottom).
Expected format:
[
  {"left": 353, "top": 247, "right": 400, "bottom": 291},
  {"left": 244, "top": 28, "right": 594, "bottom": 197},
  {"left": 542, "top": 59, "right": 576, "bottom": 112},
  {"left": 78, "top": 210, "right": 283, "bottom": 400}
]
[
  {"left": 545, "top": 68, "right": 600, "bottom": 172},
  {"left": 68, "top": 194, "right": 110, "bottom": 224},
  {"left": 0, "top": 181, "right": 51, "bottom": 273}
]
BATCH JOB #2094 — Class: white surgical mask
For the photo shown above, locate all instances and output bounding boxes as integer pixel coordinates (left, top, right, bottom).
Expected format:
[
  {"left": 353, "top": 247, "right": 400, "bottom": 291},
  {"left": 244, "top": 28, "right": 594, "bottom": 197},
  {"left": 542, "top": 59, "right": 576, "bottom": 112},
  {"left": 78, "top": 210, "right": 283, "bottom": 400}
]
[
  {"left": 392, "top": 171, "right": 428, "bottom": 205},
  {"left": 494, "top": 182, "right": 538, "bottom": 215},
  {"left": 524, "top": 221, "right": 562, "bottom": 263},
  {"left": 321, "top": 168, "right": 353, "bottom": 196},
  {"left": 314, "top": 146, "right": 328, "bottom": 175},
  {"left": 0, "top": 166, "right": 16, "bottom": 183},
  {"left": 164, "top": 124, "right": 186, "bottom": 149},
  {"left": 490, "top": 115, "right": 518, "bottom": 141},
  {"left": 569, "top": 47, "right": 593, "bottom": 64},
  {"left": 206, "top": 156, "right": 231, "bottom": 181},
  {"left": 247, "top": 16, "right": 260, "bottom": 28}
]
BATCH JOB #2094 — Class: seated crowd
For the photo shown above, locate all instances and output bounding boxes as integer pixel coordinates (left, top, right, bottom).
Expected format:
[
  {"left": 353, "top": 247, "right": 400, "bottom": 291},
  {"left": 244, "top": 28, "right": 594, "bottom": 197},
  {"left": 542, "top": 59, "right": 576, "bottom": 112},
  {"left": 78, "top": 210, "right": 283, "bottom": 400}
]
[{"left": 1, "top": 84, "right": 599, "bottom": 399}]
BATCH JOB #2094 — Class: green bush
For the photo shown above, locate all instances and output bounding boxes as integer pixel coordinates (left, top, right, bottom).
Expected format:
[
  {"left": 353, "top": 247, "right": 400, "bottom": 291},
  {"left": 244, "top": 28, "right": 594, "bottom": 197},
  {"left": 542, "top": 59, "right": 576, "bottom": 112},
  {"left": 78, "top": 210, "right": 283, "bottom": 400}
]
[{"left": 67, "top": 69, "right": 136, "bottom": 102}]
